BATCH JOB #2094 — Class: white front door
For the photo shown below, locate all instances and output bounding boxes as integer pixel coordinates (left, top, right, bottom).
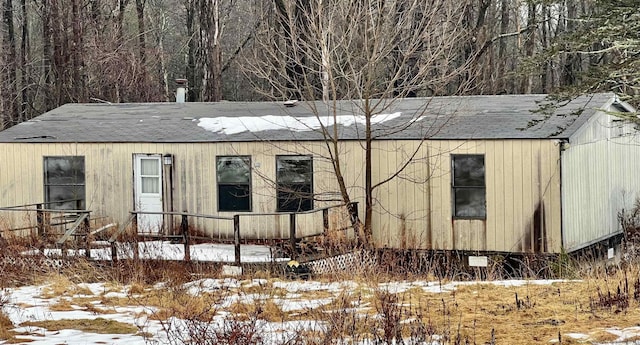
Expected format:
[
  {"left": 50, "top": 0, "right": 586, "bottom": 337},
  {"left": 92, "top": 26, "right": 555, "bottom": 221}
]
[{"left": 134, "top": 154, "right": 163, "bottom": 234}]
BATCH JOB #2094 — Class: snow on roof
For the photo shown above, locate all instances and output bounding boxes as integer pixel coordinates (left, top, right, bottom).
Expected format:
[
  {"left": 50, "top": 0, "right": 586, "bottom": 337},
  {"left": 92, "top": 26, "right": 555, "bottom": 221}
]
[{"left": 197, "top": 112, "right": 402, "bottom": 135}]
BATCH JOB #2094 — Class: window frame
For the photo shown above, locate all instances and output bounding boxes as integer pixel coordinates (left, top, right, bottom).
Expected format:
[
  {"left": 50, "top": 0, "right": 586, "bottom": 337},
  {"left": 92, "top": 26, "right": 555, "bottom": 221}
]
[
  {"left": 216, "top": 155, "right": 252, "bottom": 212},
  {"left": 451, "top": 154, "right": 486, "bottom": 219},
  {"left": 276, "top": 155, "right": 314, "bottom": 212},
  {"left": 43, "top": 156, "right": 86, "bottom": 210}
]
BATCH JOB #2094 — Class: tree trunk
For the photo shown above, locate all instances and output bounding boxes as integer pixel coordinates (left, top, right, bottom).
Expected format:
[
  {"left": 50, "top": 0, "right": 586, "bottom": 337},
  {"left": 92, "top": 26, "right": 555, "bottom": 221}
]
[
  {"left": 200, "top": 0, "right": 222, "bottom": 102},
  {"left": 273, "top": 0, "right": 310, "bottom": 100},
  {"left": 19, "top": 0, "right": 31, "bottom": 122},
  {"left": 154, "top": 21, "right": 170, "bottom": 101},
  {"left": 136, "top": 0, "right": 148, "bottom": 100},
  {"left": 71, "top": 0, "right": 86, "bottom": 102},
  {"left": 364, "top": 103, "right": 373, "bottom": 247},
  {"left": 41, "top": 0, "right": 53, "bottom": 109},
  {"left": 562, "top": 0, "right": 581, "bottom": 86},
  {"left": 50, "top": 0, "right": 68, "bottom": 105},
  {"left": 117, "top": 0, "right": 129, "bottom": 39},
  {"left": 2, "top": 0, "right": 18, "bottom": 127},
  {"left": 186, "top": 0, "right": 198, "bottom": 101},
  {"left": 521, "top": 2, "right": 536, "bottom": 93},
  {"left": 497, "top": 0, "right": 510, "bottom": 93},
  {"left": 541, "top": 4, "right": 549, "bottom": 93}
]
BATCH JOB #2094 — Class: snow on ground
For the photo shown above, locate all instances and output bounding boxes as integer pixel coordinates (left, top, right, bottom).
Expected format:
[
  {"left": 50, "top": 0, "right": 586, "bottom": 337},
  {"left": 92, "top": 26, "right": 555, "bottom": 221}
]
[
  {"left": 6, "top": 244, "right": 640, "bottom": 344},
  {"left": 31, "top": 241, "right": 288, "bottom": 263},
  {"left": 3, "top": 278, "right": 640, "bottom": 345},
  {"left": 4, "top": 284, "right": 159, "bottom": 345}
]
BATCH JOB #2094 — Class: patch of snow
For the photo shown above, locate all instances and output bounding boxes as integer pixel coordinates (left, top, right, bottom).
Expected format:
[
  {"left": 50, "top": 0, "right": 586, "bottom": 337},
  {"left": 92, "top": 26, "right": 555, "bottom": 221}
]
[
  {"left": 603, "top": 326, "right": 640, "bottom": 343},
  {"left": 564, "top": 332, "right": 590, "bottom": 340},
  {"left": 13, "top": 327, "right": 151, "bottom": 345},
  {"left": 76, "top": 282, "right": 106, "bottom": 296},
  {"left": 197, "top": 112, "right": 402, "bottom": 135},
  {"left": 272, "top": 280, "right": 357, "bottom": 293},
  {"left": 276, "top": 298, "right": 334, "bottom": 312},
  {"left": 38, "top": 241, "right": 288, "bottom": 263},
  {"left": 183, "top": 278, "right": 242, "bottom": 295},
  {"left": 103, "top": 291, "right": 128, "bottom": 299}
]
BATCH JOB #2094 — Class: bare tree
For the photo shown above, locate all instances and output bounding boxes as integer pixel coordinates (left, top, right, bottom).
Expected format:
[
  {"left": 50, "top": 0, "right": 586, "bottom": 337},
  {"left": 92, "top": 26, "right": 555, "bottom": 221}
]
[
  {"left": 135, "top": 0, "right": 149, "bottom": 100},
  {"left": 185, "top": 0, "right": 225, "bottom": 101},
  {"left": 19, "top": 0, "right": 31, "bottom": 122},
  {"left": 183, "top": 0, "right": 263, "bottom": 102},
  {"left": 246, "top": 0, "right": 480, "bottom": 245},
  {"left": 40, "top": 0, "right": 53, "bottom": 108},
  {"left": 146, "top": 0, "right": 172, "bottom": 101},
  {"left": 2, "top": 0, "right": 18, "bottom": 127}
]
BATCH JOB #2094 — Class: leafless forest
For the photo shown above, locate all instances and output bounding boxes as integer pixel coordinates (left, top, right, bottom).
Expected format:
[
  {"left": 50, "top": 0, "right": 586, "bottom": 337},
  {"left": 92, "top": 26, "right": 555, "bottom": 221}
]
[{"left": 0, "top": 0, "right": 637, "bottom": 129}]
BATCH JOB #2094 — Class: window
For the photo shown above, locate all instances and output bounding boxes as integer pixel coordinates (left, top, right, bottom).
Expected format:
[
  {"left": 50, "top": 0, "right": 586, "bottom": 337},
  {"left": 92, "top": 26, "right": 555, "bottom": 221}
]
[
  {"left": 452, "top": 155, "right": 486, "bottom": 218},
  {"left": 217, "top": 156, "right": 251, "bottom": 211},
  {"left": 44, "top": 156, "right": 86, "bottom": 210},
  {"left": 139, "top": 158, "right": 161, "bottom": 194},
  {"left": 276, "top": 155, "right": 313, "bottom": 212}
]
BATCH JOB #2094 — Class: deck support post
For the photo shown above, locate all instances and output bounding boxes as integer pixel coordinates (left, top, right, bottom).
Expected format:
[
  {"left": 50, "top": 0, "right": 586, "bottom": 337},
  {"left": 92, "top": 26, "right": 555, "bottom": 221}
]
[
  {"left": 111, "top": 241, "right": 118, "bottom": 263},
  {"left": 84, "top": 215, "right": 91, "bottom": 259},
  {"left": 289, "top": 214, "right": 296, "bottom": 260},
  {"left": 132, "top": 214, "right": 139, "bottom": 261},
  {"left": 322, "top": 209, "right": 329, "bottom": 235},
  {"left": 233, "top": 215, "right": 241, "bottom": 266},
  {"left": 182, "top": 214, "right": 190, "bottom": 262},
  {"left": 36, "top": 204, "right": 44, "bottom": 237}
]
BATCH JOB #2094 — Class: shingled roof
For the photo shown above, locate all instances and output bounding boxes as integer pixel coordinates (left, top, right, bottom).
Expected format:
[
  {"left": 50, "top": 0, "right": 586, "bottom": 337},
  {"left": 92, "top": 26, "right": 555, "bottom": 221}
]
[{"left": 0, "top": 94, "right": 618, "bottom": 143}]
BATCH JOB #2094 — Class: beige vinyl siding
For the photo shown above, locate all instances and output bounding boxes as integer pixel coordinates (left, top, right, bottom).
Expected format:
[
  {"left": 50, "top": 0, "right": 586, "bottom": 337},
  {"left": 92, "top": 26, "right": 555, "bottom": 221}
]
[
  {"left": 0, "top": 138, "right": 563, "bottom": 252},
  {"left": 560, "top": 106, "right": 639, "bottom": 252},
  {"left": 369, "top": 139, "right": 561, "bottom": 253},
  {"left": 561, "top": 137, "right": 640, "bottom": 251},
  {"left": 0, "top": 142, "right": 353, "bottom": 240}
]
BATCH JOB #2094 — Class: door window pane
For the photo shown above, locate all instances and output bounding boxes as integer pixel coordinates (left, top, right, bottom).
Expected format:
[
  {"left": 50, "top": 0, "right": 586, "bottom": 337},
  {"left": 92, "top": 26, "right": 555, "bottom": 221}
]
[
  {"left": 141, "top": 176, "right": 160, "bottom": 193},
  {"left": 141, "top": 159, "right": 159, "bottom": 175}
]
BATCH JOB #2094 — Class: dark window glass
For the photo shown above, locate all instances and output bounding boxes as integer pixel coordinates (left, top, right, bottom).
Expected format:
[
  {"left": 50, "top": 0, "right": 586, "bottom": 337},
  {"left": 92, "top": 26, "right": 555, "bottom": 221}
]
[
  {"left": 452, "top": 155, "right": 486, "bottom": 218},
  {"left": 276, "top": 156, "right": 313, "bottom": 212},
  {"left": 44, "top": 156, "right": 86, "bottom": 210},
  {"left": 217, "top": 156, "right": 251, "bottom": 211}
]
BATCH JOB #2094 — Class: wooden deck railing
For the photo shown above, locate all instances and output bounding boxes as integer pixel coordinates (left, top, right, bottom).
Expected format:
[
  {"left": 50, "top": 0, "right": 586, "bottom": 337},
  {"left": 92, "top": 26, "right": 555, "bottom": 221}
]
[
  {"left": 0, "top": 199, "right": 87, "bottom": 235},
  {"left": 0, "top": 201, "right": 359, "bottom": 266},
  {"left": 0, "top": 202, "right": 92, "bottom": 256},
  {"left": 110, "top": 202, "right": 359, "bottom": 265}
]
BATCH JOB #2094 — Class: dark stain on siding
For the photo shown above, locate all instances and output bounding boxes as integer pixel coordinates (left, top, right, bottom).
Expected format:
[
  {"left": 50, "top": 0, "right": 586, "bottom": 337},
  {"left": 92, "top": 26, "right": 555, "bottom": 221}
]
[{"left": 524, "top": 202, "right": 546, "bottom": 253}]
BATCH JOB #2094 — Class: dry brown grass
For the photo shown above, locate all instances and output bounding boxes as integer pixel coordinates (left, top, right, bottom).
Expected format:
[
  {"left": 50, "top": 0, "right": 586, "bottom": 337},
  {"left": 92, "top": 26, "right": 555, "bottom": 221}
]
[
  {"left": 48, "top": 298, "right": 75, "bottom": 311},
  {"left": 133, "top": 286, "right": 219, "bottom": 321},
  {"left": 228, "top": 299, "right": 286, "bottom": 322},
  {"left": 127, "top": 281, "right": 147, "bottom": 295},
  {"left": 20, "top": 318, "right": 138, "bottom": 335},
  {"left": 350, "top": 272, "right": 640, "bottom": 344},
  {"left": 239, "top": 280, "right": 288, "bottom": 297},
  {"left": 0, "top": 310, "right": 20, "bottom": 343},
  {"left": 47, "top": 296, "right": 115, "bottom": 314},
  {"left": 39, "top": 274, "right": 94, "bottom": 299}
]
